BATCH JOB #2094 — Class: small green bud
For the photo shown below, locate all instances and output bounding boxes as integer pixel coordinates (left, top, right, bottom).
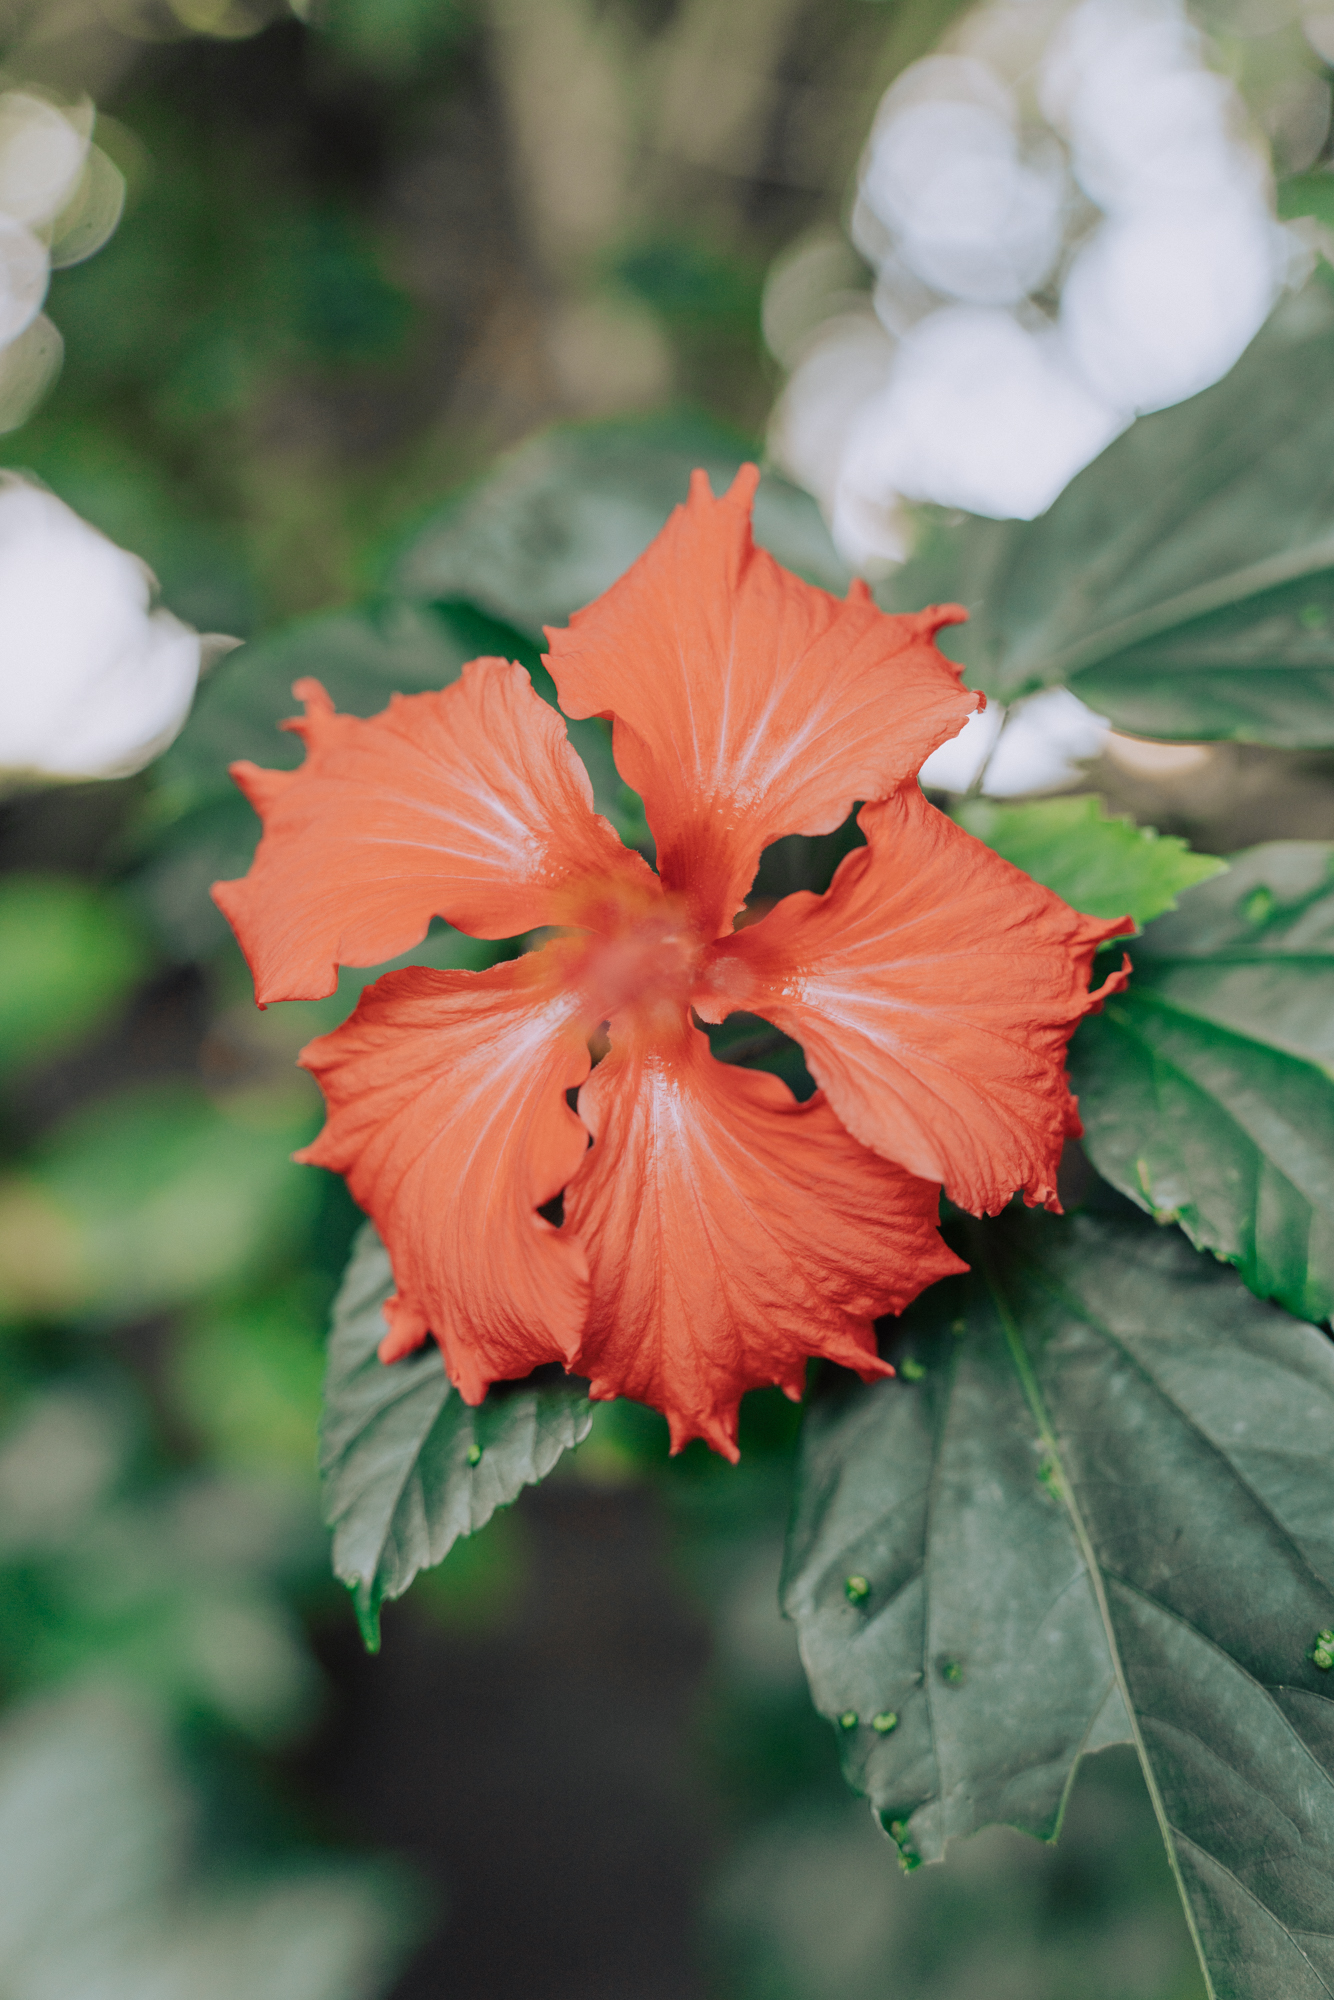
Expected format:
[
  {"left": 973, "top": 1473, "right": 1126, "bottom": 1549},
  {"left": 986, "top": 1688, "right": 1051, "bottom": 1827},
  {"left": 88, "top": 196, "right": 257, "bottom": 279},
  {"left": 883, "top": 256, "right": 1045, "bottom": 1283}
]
[
  {"left": 1315, "top": 1647, "right": 1333, "bottom": 1671},
  {"left": 871, "top": 1711, "right": 898, "bottom": 1735},
  {"left": 899, "top": 1357, "right": 926, "bottom": 1382},
  {"left": 844, "top": 1574, "right": 871, "bottom": 1605},
  {"left": 838, "top": 1710, "right": 859, "bottom": 1731},
  {"left": 466, "top": 1443, "right": 482, "bottom": 1467}
]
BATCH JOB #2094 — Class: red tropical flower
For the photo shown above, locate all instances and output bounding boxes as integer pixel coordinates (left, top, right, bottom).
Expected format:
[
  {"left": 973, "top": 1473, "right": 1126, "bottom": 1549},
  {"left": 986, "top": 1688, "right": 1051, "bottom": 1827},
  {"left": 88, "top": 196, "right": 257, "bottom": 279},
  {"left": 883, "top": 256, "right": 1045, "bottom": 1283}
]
[{"left": 214, "top": 467, "right": 1130, "bottom": 1458}]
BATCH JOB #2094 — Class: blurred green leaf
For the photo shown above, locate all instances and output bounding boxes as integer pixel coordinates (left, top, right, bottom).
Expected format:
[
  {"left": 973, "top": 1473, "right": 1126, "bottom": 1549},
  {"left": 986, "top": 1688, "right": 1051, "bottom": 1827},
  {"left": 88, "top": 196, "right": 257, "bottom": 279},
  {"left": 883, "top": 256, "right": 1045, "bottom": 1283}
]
[
  {"left": 883, "top": 288, "right": 1334, "bottom": 744},
  {"left": 392, "top": 411, "right": 850, "bottom": 639},
  {"left": 0, "top": 877, "right": 149, "bottom": 1080},
  {"left": 0, "top": 1084, "right": 317, "bottom": 1327},
  {"left": 786, "top": 1203, "right": 1334, "bottom": 1999},
  {"left": 162, "top": 600, "right": 479, "bottom": 808},
  {"left": 172, "top": 1284, "right": 328, "bottom": 1480},
  {"left": 0, "top": 1686, "right": 414, "bottom": 1996},
  {"left": 1279, "top": 171, "right": 1334, "bottom": 233},
  {"left": 320, "top": 1224, "right": 593, "bottom": 1649},
  {"left": 0, "top": 1381, "right": 321, "bottom": 1737},
  {"left": 1073, "top": 841, "right": 1334, "bottom": 1324},
  {"left": 316, "top": 0, "right": 473, "bottom": 78},
  {"left": 956, "top": 795, "right": 1226, "bottom": 929}
]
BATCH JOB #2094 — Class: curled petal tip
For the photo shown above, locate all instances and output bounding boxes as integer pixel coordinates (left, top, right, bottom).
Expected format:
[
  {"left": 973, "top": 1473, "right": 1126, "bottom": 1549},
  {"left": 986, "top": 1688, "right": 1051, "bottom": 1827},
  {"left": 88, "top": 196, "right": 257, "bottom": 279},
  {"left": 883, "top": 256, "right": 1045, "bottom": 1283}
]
[
  {"left": 1087, "top": 949, "right": 1133, "bottom": 1012},
  {"left": 725, "top": 462, "right": 761, "bottom": 507},
  {"left": 924, "top": 602, "right": 969, "bottom": 634}
]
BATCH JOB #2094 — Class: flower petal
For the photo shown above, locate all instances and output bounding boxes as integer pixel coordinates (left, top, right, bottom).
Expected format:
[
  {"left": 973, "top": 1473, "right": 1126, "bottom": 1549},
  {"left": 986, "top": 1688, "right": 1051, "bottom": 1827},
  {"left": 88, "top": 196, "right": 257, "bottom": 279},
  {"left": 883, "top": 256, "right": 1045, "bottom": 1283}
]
[
  {"left": 564, "top": 1017, "right": 965, "bottom": 1460},
  {"left": 214, "top": 659, "right": 652, "bottom": 1003},
  {"left": 699, "top": 785, "right": 1131, "bottom": 1215},
  {"left": 545, "top": 465, "right": 980, "bottom": 938},
  {"left": 296, "top": 951, "right": 592, "bottom": 1402}
]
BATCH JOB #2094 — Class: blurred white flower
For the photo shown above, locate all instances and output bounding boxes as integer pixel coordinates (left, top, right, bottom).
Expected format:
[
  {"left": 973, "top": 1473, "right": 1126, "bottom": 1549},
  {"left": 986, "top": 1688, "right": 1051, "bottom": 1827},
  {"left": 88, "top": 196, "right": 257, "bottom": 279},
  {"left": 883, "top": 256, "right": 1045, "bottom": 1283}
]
[
  {"left": 919, "top": 687, "right": 1110, "bottom": 796},
  {"left": 0, "top": 92, "right": 91, "bottom": 229},
  {"left": 770, "top": 0, "right": 1297, "bottom": 571},
  {"left": 0, "top": 476, "right": 229, "bottom": 784},
  {"left": 837, "top": 305, "right": 1127, "bottom": 543}
]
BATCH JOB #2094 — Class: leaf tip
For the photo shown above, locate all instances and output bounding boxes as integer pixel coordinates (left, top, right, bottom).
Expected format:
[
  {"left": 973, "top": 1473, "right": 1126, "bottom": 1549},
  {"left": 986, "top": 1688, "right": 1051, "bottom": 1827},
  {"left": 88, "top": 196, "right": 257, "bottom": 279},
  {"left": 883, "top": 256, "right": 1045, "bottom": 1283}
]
[{"left": 350, "top": 1578, "right": 383, "bottom": 1653}]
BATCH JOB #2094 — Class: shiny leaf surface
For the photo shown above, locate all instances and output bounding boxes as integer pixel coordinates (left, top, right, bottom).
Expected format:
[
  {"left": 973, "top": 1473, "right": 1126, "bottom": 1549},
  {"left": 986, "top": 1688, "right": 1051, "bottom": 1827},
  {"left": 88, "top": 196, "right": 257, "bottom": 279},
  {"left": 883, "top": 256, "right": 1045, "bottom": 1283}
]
[
  {"left": 786, "top": 1204, "right": 1334, "bottom": 1998},
  {"left": 1074, "top": 843, "right": 1334, "bottom": 1324},
  {"left": 320, "top": 1225, "right": 592, "bottom": 1648}
]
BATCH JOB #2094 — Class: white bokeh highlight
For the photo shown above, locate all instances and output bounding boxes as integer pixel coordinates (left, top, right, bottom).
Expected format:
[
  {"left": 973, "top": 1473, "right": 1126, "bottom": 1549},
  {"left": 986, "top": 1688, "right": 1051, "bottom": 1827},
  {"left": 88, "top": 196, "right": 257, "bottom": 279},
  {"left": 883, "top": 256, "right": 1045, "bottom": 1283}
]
[
  {"left": 0, "top": 90, "right": 125, "bottom": 434},
  {"left": 0, "top": 476, "right": 218, "bottom": 784},
  {"left": 771, "top": 0, "right": 1296, "bottom": 573}
]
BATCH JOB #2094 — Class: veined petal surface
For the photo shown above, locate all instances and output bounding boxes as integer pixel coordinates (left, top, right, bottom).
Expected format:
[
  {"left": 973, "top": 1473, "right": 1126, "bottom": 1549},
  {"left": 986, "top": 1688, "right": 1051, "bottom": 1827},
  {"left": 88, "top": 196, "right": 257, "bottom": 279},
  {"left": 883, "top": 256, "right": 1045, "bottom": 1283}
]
[
  {"left": 699, "top": 787, "right": 1131, "bottom": 1215},
  {"left": 545, "top": 467, "right": 979, "bottom": 938},
  {"left": 297, "top": 952, "right": 593, "bottom": 1402},
  {"left": 564, "top": 1019, "right": 965, "bottom": 1460},
  {"left": 214, "top": 660, "right": 651, "bottom": 1003}
]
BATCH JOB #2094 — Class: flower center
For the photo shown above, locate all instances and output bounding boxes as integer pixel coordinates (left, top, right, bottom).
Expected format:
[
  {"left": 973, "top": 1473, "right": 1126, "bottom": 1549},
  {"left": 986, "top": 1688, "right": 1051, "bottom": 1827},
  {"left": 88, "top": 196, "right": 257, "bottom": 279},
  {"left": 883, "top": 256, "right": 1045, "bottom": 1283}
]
[{"left": 569, "top": 894, "right": 703, "bottom": 1034}]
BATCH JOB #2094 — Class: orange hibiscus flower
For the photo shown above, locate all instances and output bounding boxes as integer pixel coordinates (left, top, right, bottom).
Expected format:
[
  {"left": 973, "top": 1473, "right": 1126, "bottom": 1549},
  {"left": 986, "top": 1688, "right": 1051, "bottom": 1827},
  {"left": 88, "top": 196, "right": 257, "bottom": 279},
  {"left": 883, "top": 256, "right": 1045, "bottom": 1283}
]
[{"left": 214, "top": 467, "right": 1130, "bottom": 1458}]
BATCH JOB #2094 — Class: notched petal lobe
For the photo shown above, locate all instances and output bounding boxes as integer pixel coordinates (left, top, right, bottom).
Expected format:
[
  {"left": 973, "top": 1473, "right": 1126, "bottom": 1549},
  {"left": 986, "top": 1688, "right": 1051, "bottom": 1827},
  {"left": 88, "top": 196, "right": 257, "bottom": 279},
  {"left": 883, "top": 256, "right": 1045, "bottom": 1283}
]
[
  {"left": 214, "top": 660, "right": 652, "bottom": 1003},
  {"left": 565, "top": 1017, "right": 965, "bottom": 1460},
  {"left": 545, "top": 465, "right": 979, "bottom": 939}
]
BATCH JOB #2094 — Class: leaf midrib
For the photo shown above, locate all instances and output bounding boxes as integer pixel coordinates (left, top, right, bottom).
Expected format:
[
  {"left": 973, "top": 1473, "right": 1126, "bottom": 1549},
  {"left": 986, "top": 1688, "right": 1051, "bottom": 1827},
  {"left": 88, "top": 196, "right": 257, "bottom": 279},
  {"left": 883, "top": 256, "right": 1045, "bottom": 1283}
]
[
  {"left": 981, "top": 1235, "right": 1334, "bottom": 1994},
  {"left": 977, "top": 1243, "right": 1216, "bottom": 1998},
  {"left": 1108, "top": 980, "right": 1334, "bottom": 1079}
]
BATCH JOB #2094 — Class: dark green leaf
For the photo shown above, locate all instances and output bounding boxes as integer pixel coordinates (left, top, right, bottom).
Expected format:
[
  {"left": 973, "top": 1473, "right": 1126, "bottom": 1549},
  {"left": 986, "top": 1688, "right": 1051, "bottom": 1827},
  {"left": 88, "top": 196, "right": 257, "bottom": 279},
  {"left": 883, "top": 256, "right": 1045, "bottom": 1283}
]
[
  {"left": 785, "top": 1204, "right": 1334, "bottom": 1997},
  {"left": 320, "top": 1225, "right": 593, "bottom": 1648},
  {"left": 391, "top": 411, "right": 850, "bottom": 640},
  {"left": 956, "top": 795, "right": 1225, "bottom": 929},
  {"left": 1074, "top": 841, "right": 1334, "bottom": 1324},
  {"left": 883, "top": 288, "right": 1334, "bottom": 745}
]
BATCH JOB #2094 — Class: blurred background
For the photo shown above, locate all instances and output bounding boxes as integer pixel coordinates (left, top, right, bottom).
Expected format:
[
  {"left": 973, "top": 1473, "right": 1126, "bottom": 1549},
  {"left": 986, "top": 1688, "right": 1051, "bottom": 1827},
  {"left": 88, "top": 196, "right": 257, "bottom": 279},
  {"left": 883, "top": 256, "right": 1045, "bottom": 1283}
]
[{"left": 1, "top": 0, "right": 1332, "bottom": 1993}]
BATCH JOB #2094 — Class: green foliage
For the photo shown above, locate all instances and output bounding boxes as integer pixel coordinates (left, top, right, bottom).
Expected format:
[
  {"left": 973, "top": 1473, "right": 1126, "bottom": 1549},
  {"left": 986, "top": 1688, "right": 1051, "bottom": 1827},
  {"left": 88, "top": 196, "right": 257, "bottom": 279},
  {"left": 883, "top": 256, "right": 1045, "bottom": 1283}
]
[
  {"left": 0, "top": 1686, "right": 414, "bottom": 1997},
  {"left": 0, "top": 1084, "right": 318, "bottom": 1327},
  {"left": 1073, "top": 841, "right": 1334, "bottom": 1325},
  {"left": 0, "top": 1380, "right": 321, "bottom": 1737},
  {"left": 956, "top": 795, "right": 1226, "bottom": 929},
  {"left": 163, "top": 601, "right": 478, "bottom": 807},
  {"left": 320, "top": 1225, "right": 593, "bottom": 1648},
  {"left": 0, "top": 876, "right": 150, "bottom": 1079},
  {"left": 171, "top": 1283, "right": 329, "bottom": 1479},
  {"left": 1279, "top": 172, "right": 1334, "bottom": 234},
  {"left": 882, "top": 286, "right": 1334, "bottom": 745},
  {"left": 785, "top": 1203, "right": 1334, "bottom": 1997},
  {"left": 391, "top": 410, "right": 850, "bottom": 639}
]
